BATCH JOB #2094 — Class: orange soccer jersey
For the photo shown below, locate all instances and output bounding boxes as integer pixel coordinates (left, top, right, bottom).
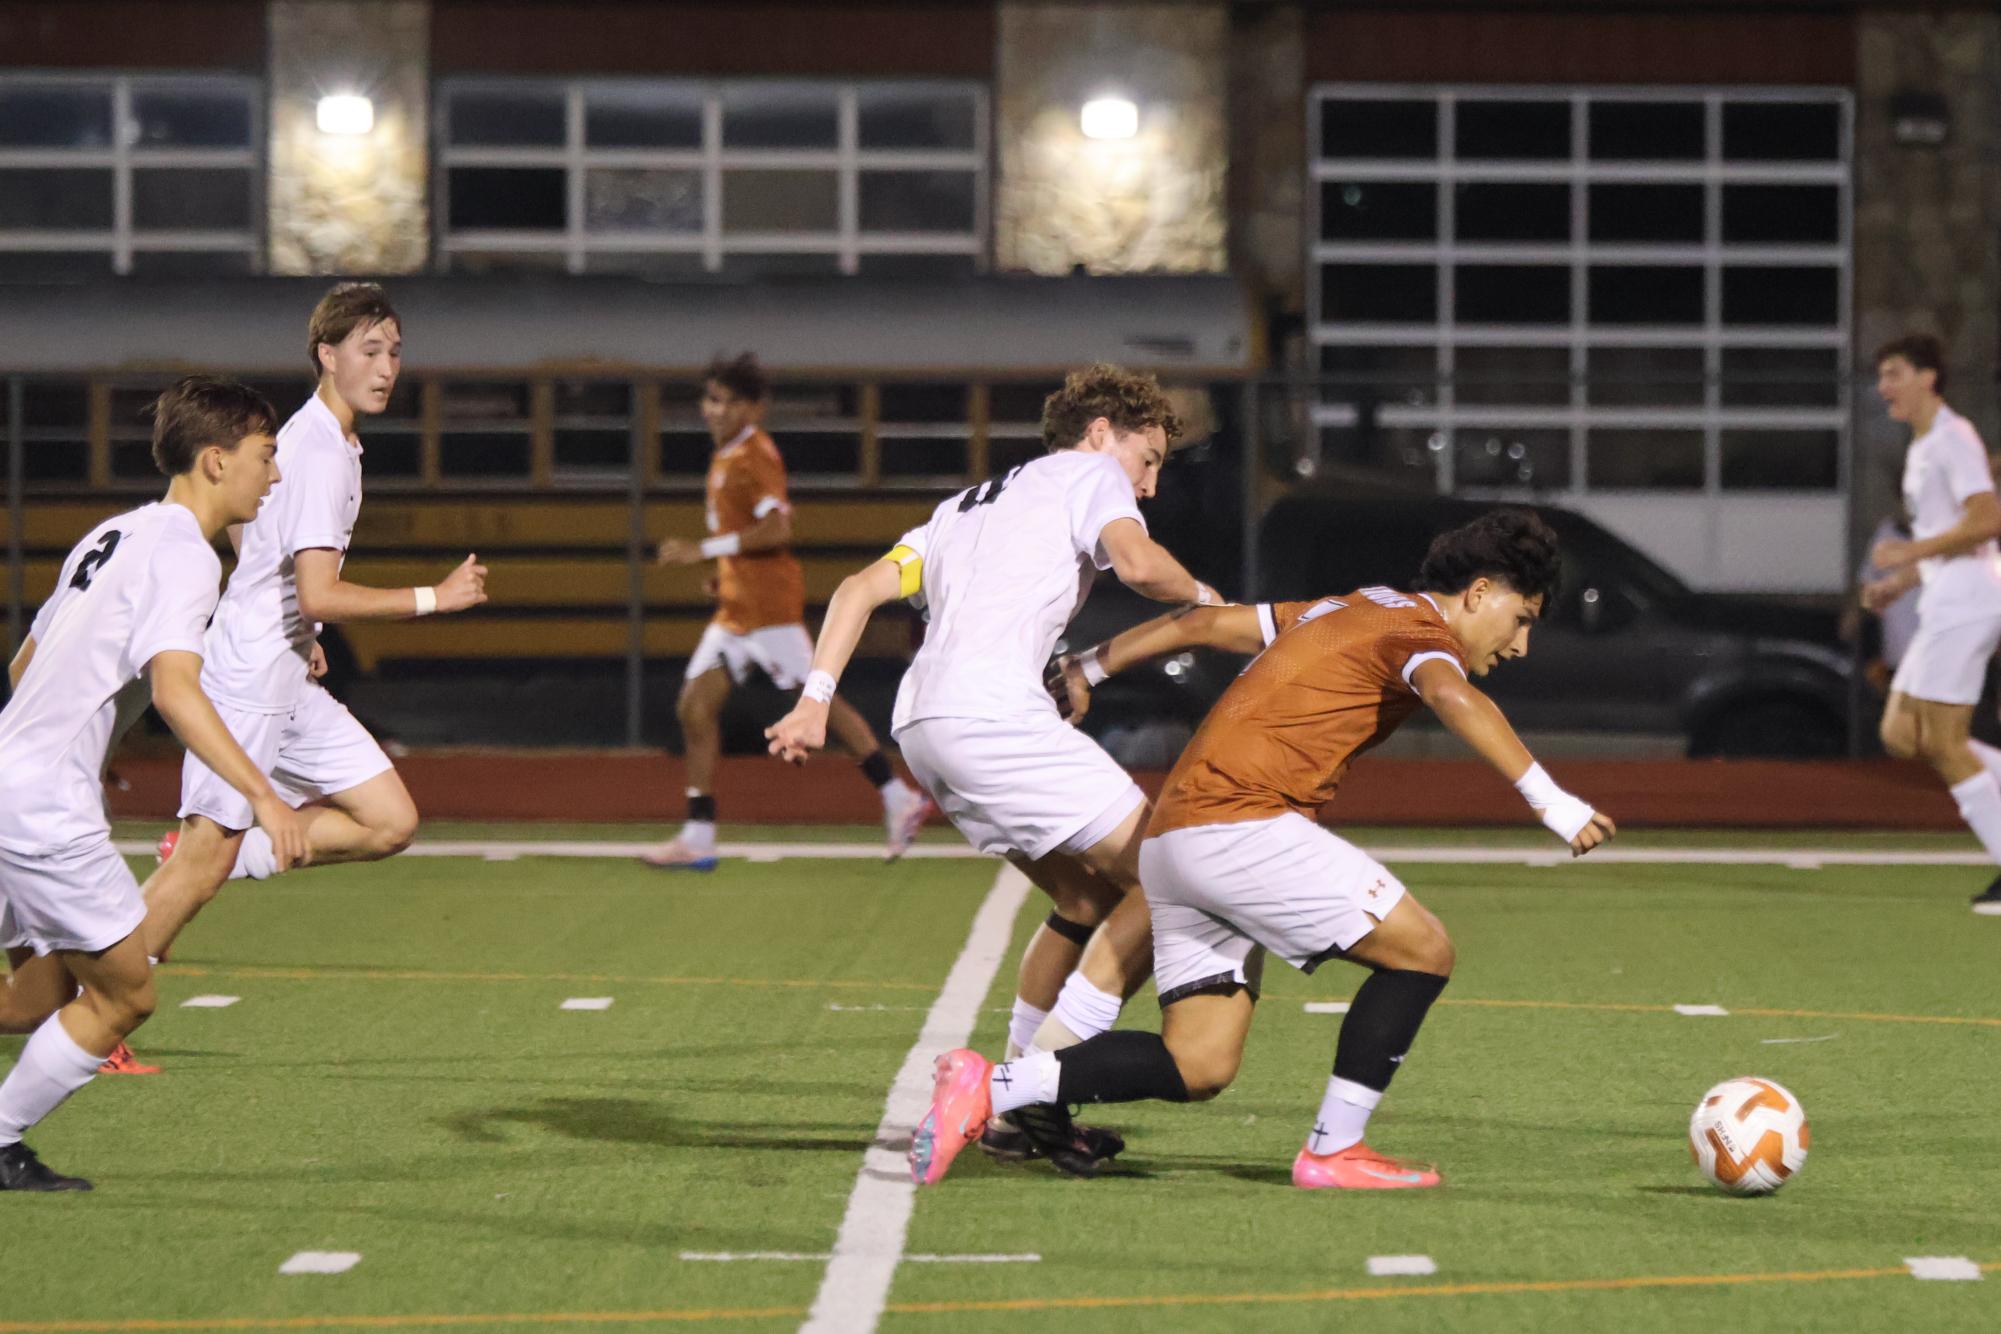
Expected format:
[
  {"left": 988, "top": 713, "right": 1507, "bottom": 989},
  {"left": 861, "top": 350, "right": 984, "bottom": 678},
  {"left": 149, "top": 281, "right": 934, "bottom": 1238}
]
[
  {"left": 706, "top": 428, "right": 805, "bottom": 633},
  {"left": 1148, "top": 588, "right": 1466, "bottom": 837}
]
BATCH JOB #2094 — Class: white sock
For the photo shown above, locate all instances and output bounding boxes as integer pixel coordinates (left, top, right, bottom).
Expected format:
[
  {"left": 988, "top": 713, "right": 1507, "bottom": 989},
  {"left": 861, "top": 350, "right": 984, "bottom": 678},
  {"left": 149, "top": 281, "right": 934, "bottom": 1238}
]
[
  {"left": 229, "top": 826, "right": 279, "bottom": 881},
  {"left": 1968, "top": 739, "right": 2001, "bottom": 785},
  {"left": 989, "top": 1050, "right": 1062, "bottom": 1116},
  {"left": 1031, "top": 973, "right": 1123, "bottom": 1053},
  {"left": 880, "top": 776, "right": 914, "bottom": 802},
  {"left": 1305, "top": 1075, "right": 1382, "bottom": 1156},
  {"left": 1005, "top": 998, "right": 1050, "bottom": 1061},
  {"left": 0, "top": 1013, "right": 105, "bottom": 1146},
  {"left": 679, "top": 820, "right": 716, "bottom": 849},
  {"left": 1950, "top": 771, "right": 2001, "bottom": 864}
]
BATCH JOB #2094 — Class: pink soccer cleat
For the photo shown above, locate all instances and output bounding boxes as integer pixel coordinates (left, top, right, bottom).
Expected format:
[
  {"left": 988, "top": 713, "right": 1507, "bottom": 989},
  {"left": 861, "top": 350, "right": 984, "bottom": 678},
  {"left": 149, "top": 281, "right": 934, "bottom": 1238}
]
[
  {"left": 639, "top": 838, "right": 719, "bottom": 872},
  {"left": 97, "top": 1042, "right": 162, "bottom": 1076},
  {"left": 910, "top": 1048, "right": 992, "bottom": 1185},
  {"left": 1291, "top": 1142, "right": 1441, "bottom": 1190},
  {"left": 883, "top": 786, "right": 934, "bottom": 862},
  {"left": 155, "top": 829, "right": 178, "bottom": 864}
]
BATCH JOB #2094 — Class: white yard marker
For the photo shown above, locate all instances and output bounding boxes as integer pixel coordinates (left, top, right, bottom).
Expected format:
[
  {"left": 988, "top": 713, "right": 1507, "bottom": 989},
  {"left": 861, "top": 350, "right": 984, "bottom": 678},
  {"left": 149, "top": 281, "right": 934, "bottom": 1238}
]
[
  {"left": 1785, "top": 857, "right": 1823, "bottom": 870},
  {"left": 1905, "top": 1257, "right": 1982, "bottom": 1281},
  {"left": 1673, "top": 1004, "right": 1730, "bottom": 1017},
  {"left": 278, "top": 1251, "right": 361, "bottom": 1275},
  {"left": 1368, "top": 1255, "right": 1437, "bottom": 1277},
  {"left": 801, "top": 863, "right": 1031, "bottom": 1334},
  {"left": 1303, "top": 1002, "right": 1351, "bottom": 1014},
  {"left": 1761, "top": 1034, "right": 1839, "bottom": 1045},
  {"left": 179, "top": 995, "right": 239, "bottom": 1008},
  {"left": 559, "top": 997, "right": 614, "bottom": 1011}
]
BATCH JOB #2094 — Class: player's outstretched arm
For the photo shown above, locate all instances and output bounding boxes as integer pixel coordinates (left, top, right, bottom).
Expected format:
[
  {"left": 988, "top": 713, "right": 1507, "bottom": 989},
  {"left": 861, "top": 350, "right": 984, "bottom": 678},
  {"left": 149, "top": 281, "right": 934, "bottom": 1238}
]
[
  {"left": 7, "top": 636, "right": 34, "bottom": 692},
  {"left": 766, "top": 557, "right": 902, "bottom": 763},
  {"left": 1047, "top": 604, "right": 1264, "bottom": 722},
  {"left": 658, "top": 507, "right": 792, "bottom": 566},
  {"left": 1097, "top": 518, "right": 1222, "bottom": 607},
  {"left": 1411, "top": 659, "right": 1615, "bottom": 857},
  {"left": 294, "top": 548, "right": 487, "bottom": 622},
  {"left": 147, "top": 651, "right": 310, "bottom": 871}
]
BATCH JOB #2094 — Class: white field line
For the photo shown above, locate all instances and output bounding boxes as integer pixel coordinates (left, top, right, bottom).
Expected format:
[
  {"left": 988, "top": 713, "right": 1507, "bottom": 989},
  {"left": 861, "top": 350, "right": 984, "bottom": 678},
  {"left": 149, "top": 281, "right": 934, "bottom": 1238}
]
[
  {"left": 680, "top": 1251, "right": 1039, "bottom": 1264},
  {"left": 113, "top": 839, "right": 1998, "bottom": 868},
  {"left": 801, "top": 863, "right": 1032, "bottom": 1334}
]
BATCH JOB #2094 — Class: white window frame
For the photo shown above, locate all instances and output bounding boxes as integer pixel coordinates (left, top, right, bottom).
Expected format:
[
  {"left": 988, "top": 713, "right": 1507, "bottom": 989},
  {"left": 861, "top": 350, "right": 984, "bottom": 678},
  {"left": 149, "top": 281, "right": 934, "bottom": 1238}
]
[
  {"left": 1306, "top": 84, "right": 1853, "bottom": 498},
  {"left": 0, "top": 72, "right": 262, "bottom": 275},
  {"left": 435, "top": 77, "right": 988, "bottom": 275}
]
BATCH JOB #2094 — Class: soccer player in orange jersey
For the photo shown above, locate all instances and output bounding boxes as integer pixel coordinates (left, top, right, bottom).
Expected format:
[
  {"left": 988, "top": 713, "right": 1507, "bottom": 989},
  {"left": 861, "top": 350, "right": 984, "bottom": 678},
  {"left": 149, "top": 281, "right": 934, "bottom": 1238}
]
[
  {"left": 911, "top": 509, "right": 1616, "bottom": 1188},
  {"left": 644, "top": 354, "right": 928, "bottom": 869}
]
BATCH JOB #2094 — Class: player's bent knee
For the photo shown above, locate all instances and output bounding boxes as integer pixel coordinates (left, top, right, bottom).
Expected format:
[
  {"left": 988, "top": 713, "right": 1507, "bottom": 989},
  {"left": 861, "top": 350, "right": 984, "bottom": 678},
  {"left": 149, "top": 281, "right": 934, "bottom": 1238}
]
[
  {"left": 373, "top": 807, "right": 419, "bottom": 858},
  {"left": 1171, "top": 1048, "right": 1241, "bottom": 1101}
]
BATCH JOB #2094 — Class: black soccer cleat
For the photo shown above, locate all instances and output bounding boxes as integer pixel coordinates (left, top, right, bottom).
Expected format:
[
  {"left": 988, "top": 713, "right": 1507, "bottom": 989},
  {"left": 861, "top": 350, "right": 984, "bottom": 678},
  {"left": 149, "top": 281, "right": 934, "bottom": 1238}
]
[
  {"left": 0, "top": 1141, "right": 92, "bottom": 1192},
  {"left": 1973, "top": 874, "right": 2001, "bottom": 916},
  {"left": 1008, "top": 1102, "right": 1109, "bottom": 1179},
  {"left": 978, "top": 1112, "right": 1127, "bottom": 1167}
]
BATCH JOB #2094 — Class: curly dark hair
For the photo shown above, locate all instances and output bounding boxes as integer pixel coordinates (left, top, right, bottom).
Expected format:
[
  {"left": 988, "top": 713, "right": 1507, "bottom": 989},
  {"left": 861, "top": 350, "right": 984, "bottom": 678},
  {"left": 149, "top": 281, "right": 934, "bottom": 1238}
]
[
  {"left": 1413, "top": 508, "right": 1562, "bottom": 615},
  {"left": 705, "top": 351, "right": 768, "bottom": 403},
  {"left": 1874, "top": 333, "right": 1947, "bottom": 394},
  {"left": 1040, "top": 363, "right": 1183, "bottom": 453}
]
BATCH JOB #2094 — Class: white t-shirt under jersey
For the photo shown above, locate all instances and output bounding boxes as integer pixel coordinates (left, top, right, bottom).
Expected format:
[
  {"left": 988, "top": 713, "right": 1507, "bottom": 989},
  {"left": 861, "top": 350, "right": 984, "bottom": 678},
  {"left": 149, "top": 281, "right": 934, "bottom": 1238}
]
[
  {"left": 1902, "top": 404, "right": 2001, "bottom": 629},
  {"left": 201, "top": 394, "right": 363, "bottom": 713},
  {"left": 890, "top": 448, "right": 1144, "bottom": 733},
  {"left": 0, "top": 502, "right": 220, "bottom": 854}
]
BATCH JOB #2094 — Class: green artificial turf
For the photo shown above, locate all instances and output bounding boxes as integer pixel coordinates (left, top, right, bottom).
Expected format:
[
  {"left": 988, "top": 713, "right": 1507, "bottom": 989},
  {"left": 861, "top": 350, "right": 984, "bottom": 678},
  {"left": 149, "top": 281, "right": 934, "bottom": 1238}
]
[{"left": 3, "top": 834, "right": 1996, "bottom": 1333}]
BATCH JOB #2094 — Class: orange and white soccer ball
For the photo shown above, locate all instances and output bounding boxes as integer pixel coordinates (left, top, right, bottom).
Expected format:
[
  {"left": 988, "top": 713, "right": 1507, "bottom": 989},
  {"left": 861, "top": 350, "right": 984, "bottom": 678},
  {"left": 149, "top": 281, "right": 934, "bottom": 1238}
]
[{"left": 1688, "top": 1077, "right": 1809, "bottom": 1195}]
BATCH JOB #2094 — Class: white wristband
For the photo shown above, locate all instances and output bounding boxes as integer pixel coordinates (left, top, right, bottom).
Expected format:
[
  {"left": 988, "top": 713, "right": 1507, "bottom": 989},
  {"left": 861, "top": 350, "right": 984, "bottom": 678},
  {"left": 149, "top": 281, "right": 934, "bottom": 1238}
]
[
  {"left": 700, "top": 532, "right": 742, "bottom": 559},
  {"left": 1194, "top": 583, "right": 1220, "bottom": 606},
  {"left": 802, "top": 669, "right": 837, "bottom": 704},
  {"left": 1079, "top": 646, "right": 1110, "bottom": 686},
  {"left": 1514, "top": 762, "right": 1594, "bottom": 842},
  {"left": 413, "top": 585, "right": 438, "bottom": 617}
]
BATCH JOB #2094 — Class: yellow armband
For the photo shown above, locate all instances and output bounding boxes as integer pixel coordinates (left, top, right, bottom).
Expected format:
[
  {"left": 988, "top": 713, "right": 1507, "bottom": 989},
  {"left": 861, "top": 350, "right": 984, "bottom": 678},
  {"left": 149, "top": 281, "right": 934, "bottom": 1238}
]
[{"left": 885, "top": 544, "right": 923, "bottom": 598}]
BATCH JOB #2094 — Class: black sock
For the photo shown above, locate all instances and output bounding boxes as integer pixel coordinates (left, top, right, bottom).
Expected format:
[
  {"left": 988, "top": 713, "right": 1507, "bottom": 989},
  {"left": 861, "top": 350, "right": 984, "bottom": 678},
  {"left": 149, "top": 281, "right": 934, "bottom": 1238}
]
[
  {"left": 858, "top": 749, "right": 894, "bottom": 788},
  {"left": 1332, "top": 968, "right": 1449, "bottom": 1093},
  {"left": 1054, "top": 1031, "right": 1190, "bottom": 1105},
  {"left": 687, "top": 793, "right": 717, "bottom": 823}
]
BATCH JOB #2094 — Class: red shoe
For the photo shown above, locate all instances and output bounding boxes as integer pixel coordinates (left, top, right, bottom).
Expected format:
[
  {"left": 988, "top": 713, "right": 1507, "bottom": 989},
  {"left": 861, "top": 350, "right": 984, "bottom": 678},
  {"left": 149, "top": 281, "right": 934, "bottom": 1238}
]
[
  {"left": 97, "top": 1042, "right": 162, "bottom": 1076},
  {"left": 1291, "top": 1142, "right": 1440, "bottom": 1190},
  {"left": 910, "top": 1048, "right": 992, "bottom": 1185},
  {"left": 155, "top": 829, "right": 178, "bottom": 864}
]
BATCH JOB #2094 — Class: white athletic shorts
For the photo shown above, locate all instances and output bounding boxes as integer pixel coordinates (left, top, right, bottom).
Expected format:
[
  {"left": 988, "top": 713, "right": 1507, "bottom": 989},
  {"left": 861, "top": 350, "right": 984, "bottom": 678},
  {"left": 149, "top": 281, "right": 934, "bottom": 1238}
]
[
  {"left": 685, "top": 622, "right": 815, "bottom": 689},
  {"left": 1142, "top": 812, "right": 1407, "bottom": 1005},
  {"left": 895, "top": 714, "right": 1145, "bottom": 862},
  {"left": 1889, "top": 613, "right": 2001, "bottom": 707},
  {"left": 180, "top": 683, "right": 393, "bottom": 831},
  {"left": 0, "top": 836, "right": 144, "bottom": 956}
]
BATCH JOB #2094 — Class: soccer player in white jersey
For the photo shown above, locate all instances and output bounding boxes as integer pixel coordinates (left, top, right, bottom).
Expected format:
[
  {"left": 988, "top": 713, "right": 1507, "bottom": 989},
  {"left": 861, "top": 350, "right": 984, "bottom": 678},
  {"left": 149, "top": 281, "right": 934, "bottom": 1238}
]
[
  {"left": 0, "top": 378, "right": 309, "bottom": 1190},
  {"left": 766, "top": 364, "right": 1222, "bottom": 1168},
  {"left": 1862, "top": 334, "right": 2001, "bottom": 914},
  {"left": 137, "top": 283, "right": 488, "bottom": 986}
]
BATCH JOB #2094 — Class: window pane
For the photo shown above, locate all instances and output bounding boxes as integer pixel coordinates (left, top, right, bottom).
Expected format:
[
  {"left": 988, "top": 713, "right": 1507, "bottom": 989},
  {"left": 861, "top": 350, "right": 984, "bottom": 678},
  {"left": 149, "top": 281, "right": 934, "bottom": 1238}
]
[
  {"left": 1721, "top": 430, "right": 1837, "bottom": 488},
  {"left": 0, "top": 169, "right": 112, "bottom": 228},
  {"left": 1319, "top": 264, "right": 1435, "bottom": 322},
  {"left": 1455, "top": 182, "right": 1567, "bottom": 242},
  {"left": 1320, "top": 181, "right": 1435, "bottom": 241},
  {"left": 0, "top": 251, "right": 108, "bottom": 278},
  {"left": 1320, "top": 99, "right": 1435, "bottom": 159},
  {"left": 585, "top": 87, "right": 701, "bottom": 148},
  {"left": 722, "top": 87, "right": 837, "bottom": 148},
  {"left": 878, "top": 383, "right": 965, "bottom": 421},
  {"left": 130, "top": 88, "right": 251, "bottom": 148},
  {"left": 1458, "top": 265, "right": 1568, "bottom": 324},
  {"left": 723, "top": 170, "right": 838, "bottom": 231},
  {"left": 1590, "top": 184, "right": 1702, "bottom": 243},
  {"left": 1588, "top": 346, "right": 1704, "bottom": 406},
  {"left": 1722, "top": 266, "right": 1837, "bottom": 326},
  {"left": 360, "top": 430, "right": 421, "bottom": 479},
  {"left": 859, "top": 170, "right": 974, "bottom": 233},
  {"left": 1589, "top": 101, "right": 1703, "bottom": 159},
  {"left": 1455, "top": 346, "right": 1570, "bottom": 405},
  {"left": 1319, "top": 344, "right": 1440, "bottom": 405},
  {"left": 1589, "top": 265, "right": 1703, "bottom": 325},
  {"left": 1724, "top": 102, "right": 1840, "bottom": 162},
  {"left": 1455, "top": 100, "right": 1568, "bottom": 159},
  {"left": 585, "top": 167, "right": 702, "bottom": 232},
  {"left": 1721, "top": 347, "right": 1839, "bottom": 407},
  {"left": 858, "top": 88, "right": 976, "bottom": 150},
  {"left": 132, "top": 167, "right": 252, "bottom": 230},
  {"left": 1589, "top": 429, "right": 1703, "bottom": 488},
  {"left": 1722, "top": 185, "right": 1839, "bottom": 244},
  {"left": 127, "top": 250, "right": 255, "bottom": 276},
  {"left": 450, "top": 90, "right": 565, "bottom": 146},
  {"left": 447, "top": 167, "right": 566, "bottom": 230},
  {"left": 881, "top": 436, "right": 966, "bottom": 477},
  {"left": 441, "top": 381, "right": 532, "bottom": 477},
  {"left": 1454, "top": 428, "right": 1569, "bottom": 489},
  {"left": 441, "top": 433, "right": 532, "bottom": 476},
  {"left": 0, "top": 85, "right": 113, "bottom": 148}
]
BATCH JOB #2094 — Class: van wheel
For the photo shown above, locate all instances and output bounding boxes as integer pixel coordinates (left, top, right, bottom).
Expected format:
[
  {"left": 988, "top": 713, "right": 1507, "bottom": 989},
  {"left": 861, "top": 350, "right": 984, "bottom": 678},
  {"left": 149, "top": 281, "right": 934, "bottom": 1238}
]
[{"left": 1688, "top": 698, "right": 1845, "bottom": 758}]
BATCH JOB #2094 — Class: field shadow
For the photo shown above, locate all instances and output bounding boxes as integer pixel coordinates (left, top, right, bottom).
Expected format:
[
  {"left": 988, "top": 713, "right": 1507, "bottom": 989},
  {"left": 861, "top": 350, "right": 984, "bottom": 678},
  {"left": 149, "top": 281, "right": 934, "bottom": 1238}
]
[{"left": 442, "top": 1096, "right": 872, "bottom": 1153}]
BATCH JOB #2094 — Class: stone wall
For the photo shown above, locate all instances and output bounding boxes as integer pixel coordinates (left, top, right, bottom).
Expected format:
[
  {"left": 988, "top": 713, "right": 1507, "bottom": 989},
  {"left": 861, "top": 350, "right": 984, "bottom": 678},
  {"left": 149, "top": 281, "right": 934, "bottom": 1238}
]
[
  {"left": 994, "top": 1, "right": 1228, "bottom": 276},
  {"left": 266, "top": 0, "right": 431, "bottom": 275}
]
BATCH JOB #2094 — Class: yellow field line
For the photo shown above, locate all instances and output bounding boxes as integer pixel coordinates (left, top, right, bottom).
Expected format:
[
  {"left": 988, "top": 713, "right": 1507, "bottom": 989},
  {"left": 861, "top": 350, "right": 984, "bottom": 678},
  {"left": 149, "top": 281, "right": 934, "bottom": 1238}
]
[
  {"left": 159, "top": 964, "right": 940, "bottom": 993},
  {"left": 3, "top": 1260, "right": 1987, "bottom": 1332}
]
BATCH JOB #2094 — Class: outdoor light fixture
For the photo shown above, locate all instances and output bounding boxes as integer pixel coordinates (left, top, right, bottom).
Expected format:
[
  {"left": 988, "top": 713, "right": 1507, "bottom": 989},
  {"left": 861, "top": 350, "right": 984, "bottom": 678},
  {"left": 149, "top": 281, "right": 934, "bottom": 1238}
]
[
  {"left": 1080, "top": 96, "right": 1138, "bottom": 141},
  {"left": 317, "top": 94, "right": 374, "bottom": 136}
]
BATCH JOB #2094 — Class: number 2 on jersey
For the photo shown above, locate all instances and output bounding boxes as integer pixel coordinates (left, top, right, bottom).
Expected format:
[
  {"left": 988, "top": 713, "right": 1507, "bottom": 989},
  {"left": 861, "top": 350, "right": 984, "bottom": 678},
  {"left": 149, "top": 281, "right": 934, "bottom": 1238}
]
[
  {"left": 69, "top": 530, "right": 122, "bottom": 591},
  {"left": 956, "top": 466, "right": 1022, "bottom": 513}
]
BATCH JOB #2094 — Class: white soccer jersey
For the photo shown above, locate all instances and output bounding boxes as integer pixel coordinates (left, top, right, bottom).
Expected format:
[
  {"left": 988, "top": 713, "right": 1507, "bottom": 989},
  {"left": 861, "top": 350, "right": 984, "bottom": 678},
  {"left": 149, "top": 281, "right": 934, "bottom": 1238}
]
[
  {"left": 890, "top": 449, "right": 1144, "bottom": 733},
  {"left": 1902, "top": 405, "right": 2001, "bottom": 629},
  {"left": 0, "top": 502, "right": 220, "bottom": 854},
  {"left": 201, "top": 394, "right": 363, "bottom": 712}
]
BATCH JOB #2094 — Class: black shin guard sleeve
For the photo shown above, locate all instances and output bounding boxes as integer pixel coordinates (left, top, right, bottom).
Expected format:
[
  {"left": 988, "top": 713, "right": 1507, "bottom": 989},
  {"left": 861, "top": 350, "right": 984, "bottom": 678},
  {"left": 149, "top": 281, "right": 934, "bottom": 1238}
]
[
  {"left": 1332, "top": 969, "right": 1450, "bottom": 1093},
  {"left": 687, "top": 793, "right": 717, "bottom": 823},
  {"left": 1054, "top": 1030, "right": 1191, "bottom": 1105},
  {"left": 857, "top": 750, "right": 894, "bottom": 788},
  {"left": 1043, "top": 910, "right": 1095, "bottom": 947}
]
